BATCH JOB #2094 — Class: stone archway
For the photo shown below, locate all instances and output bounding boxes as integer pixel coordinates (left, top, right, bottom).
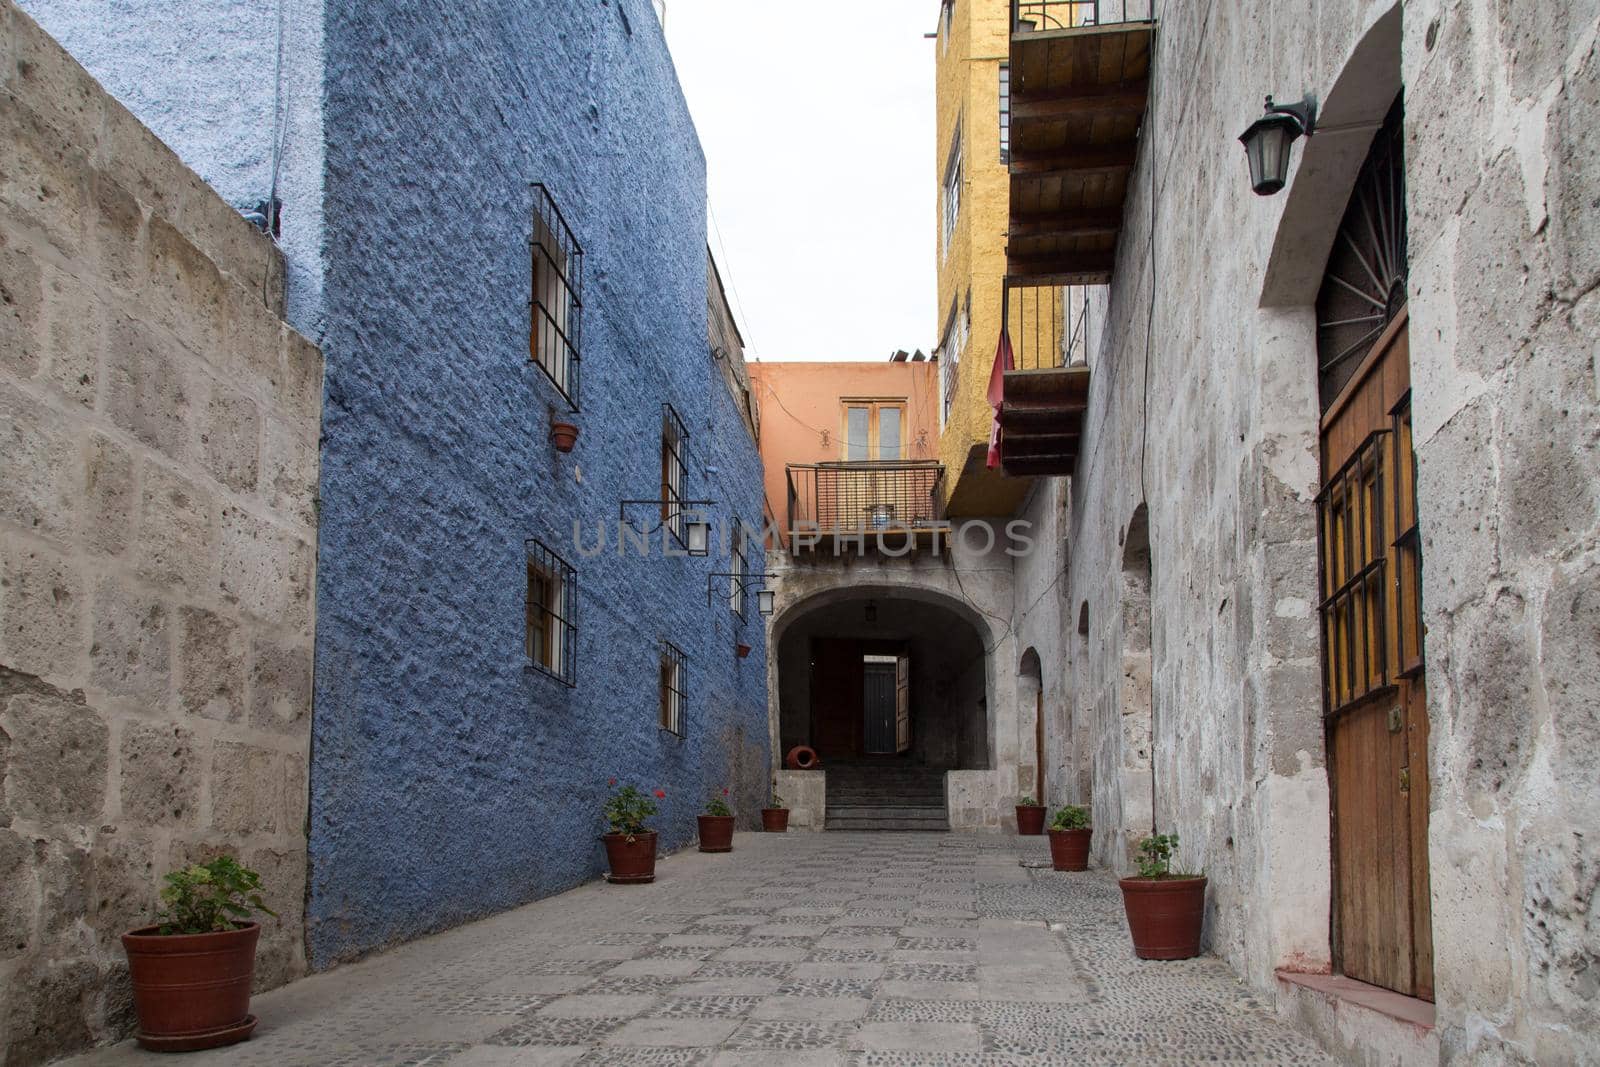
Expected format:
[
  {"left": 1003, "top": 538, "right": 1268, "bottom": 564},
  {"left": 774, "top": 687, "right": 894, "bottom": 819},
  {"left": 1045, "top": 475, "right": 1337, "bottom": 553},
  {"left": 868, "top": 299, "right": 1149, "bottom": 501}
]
[{"left": 1018, "top": 647, "right": 1044, "bottom": 802}]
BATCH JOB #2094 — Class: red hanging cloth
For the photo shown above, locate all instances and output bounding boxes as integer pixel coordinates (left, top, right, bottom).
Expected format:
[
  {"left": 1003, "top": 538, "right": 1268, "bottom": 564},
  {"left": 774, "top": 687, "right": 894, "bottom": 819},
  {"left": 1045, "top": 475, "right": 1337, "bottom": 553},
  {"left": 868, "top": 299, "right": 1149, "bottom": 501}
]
[{"left": 985, "top": 328, "right": 1013, "bottom": 470}]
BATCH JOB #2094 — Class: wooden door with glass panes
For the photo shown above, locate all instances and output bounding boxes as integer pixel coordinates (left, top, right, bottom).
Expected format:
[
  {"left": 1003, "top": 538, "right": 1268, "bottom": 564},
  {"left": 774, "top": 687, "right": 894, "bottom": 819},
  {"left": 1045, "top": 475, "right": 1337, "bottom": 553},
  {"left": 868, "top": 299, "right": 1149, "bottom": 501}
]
[
  {"left": 1314, "top": 94, "right": 1431, "bottom": 1002},
  {"left": 841, "top": 400, "right": 905, "bottom": 530}
]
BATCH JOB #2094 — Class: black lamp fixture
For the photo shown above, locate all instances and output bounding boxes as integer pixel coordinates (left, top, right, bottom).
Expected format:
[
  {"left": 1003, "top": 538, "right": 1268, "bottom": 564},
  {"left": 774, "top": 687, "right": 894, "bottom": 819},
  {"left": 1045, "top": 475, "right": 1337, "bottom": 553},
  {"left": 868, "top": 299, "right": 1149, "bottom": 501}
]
[
  {"left": 619, "top": 499, "right": 715, "bottom": 556},
  {"left": 706, "top": 572, "right": 780, "bottom": 616},
  {"left": 1238, "top": 94, "right": 1317, "bottom": 196}
]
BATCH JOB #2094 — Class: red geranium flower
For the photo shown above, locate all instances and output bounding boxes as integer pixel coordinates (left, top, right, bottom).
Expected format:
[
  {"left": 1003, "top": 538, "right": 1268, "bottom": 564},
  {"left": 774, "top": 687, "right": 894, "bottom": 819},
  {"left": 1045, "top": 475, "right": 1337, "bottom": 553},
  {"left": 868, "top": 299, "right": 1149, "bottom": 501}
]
[
  {"left": 654, "top": 789, "right": 666, "bottom": 799},
  {"left": 722, "top": 787, "right": 729, "bottom": 796},
  {"left": 609, "top": 777, "right": 617, "bottom": 786}
]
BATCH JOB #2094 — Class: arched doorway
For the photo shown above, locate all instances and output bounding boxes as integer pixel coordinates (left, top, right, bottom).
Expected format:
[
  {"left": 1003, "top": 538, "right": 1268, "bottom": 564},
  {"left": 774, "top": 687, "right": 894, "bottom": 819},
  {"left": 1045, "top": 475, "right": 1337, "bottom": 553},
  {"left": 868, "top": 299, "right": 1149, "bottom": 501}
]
[
  {"left": 1314, "top": 94, "right": 1434, "bottom": 1001},
  {"left": 1019, "top": 648, "right": 1043, "bottom": 801},
  {"left": 774, "top": 591, "right": 990, "bottom": 770}
]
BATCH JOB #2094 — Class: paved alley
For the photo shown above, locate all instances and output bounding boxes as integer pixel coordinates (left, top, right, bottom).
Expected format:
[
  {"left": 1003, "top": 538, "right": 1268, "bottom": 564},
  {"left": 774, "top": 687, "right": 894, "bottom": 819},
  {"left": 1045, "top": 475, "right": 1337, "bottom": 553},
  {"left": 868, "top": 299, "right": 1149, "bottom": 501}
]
[{"left": 67, "top": 833, "right": 1331, "bottom": 1066}]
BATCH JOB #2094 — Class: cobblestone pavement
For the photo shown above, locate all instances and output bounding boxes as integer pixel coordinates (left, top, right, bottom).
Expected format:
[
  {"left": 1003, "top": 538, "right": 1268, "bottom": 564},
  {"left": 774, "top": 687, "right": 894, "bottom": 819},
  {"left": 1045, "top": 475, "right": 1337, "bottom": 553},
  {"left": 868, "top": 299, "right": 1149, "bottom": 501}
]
[{"left": 68, "top": 833, "right": 1333, "bottom": 1066}]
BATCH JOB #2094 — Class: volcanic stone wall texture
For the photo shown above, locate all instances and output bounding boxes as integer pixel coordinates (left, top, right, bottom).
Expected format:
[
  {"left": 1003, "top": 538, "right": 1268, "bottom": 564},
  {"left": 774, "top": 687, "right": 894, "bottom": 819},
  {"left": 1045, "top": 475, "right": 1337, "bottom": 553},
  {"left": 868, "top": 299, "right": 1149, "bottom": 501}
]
[
  {"left": 0, "top": 5, "right": 321, "bottom": 1062},
  {"left": 1047, "top": 0, "right": 1598, "bottom": 1060},
  {"left": 306, "top": 0, "right": 769, "bottom": 968}
]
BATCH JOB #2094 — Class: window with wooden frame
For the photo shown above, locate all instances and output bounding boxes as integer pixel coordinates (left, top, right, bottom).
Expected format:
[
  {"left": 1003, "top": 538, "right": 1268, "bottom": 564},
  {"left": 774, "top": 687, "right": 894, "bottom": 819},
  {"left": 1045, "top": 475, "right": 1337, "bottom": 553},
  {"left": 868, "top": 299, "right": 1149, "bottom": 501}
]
[
  {"left": 658, "top": 641, "right": 687, "bottom": 737},
  {"left": 660, "top": 402, "right": 689, "bottom": 546},
  {"left": 529, "top": 184, "right": 583, "bottom": 410},
  {"left": 841, "top": 399, "right": 907, "bottom": 462},
  {"left": 525, "top": 539, "right": 577, "bottom": 686}
]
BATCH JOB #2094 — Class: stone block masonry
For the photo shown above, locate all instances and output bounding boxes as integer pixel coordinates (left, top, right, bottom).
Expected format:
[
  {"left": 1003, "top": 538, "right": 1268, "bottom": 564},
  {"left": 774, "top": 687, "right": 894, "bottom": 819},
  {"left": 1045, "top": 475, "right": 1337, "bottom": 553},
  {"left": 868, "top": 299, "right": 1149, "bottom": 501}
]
[{"left": 0, "top": 4, "right": 321, "bottom": 1063}]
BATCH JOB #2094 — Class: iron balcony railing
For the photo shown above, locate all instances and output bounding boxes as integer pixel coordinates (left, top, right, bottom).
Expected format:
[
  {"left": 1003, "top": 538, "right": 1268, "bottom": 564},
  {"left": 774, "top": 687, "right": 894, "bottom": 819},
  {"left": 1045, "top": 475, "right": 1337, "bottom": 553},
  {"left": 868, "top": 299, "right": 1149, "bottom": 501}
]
[
  {"left": 1011, "top": 0, "right": 1098, "bottom": 32},
  {"left": 786, "top": 461, "right": 946, "bottom": 538},
  {"left": 1003, "top": 279, "right": 1092, "bottom": 371}
]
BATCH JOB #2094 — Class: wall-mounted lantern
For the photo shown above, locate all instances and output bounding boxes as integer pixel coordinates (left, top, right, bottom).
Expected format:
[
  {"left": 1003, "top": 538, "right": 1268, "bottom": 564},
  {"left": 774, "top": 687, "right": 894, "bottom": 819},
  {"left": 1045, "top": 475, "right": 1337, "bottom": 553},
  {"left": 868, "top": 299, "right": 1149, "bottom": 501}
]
[
  {"left": 619, "top": 500, "right": 715, "bottom": 556},
  {"left": 1238, "top": 94, "right": 1317, "bottom": 196},
  {"left": 706, "top": 572, "right": 780, "bottom": 616}
]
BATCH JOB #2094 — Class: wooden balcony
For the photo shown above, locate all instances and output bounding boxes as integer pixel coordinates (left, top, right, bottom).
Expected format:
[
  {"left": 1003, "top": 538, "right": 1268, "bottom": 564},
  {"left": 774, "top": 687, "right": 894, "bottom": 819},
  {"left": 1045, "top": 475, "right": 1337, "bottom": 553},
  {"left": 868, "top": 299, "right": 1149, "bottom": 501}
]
[
  {"left": 996, "top": 280, "right": 1091, "bottom": 479},
  {"left": 1006, "top": 3, "right": 1154, "bottom": 285}
]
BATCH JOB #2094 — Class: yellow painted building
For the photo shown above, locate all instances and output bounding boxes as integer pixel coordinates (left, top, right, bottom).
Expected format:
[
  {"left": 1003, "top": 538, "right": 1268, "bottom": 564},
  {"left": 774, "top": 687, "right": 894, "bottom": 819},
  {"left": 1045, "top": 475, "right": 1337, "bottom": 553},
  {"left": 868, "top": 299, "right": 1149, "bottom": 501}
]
[{"left": 932, "top": 0, "right": 1023, "bottom": 517}]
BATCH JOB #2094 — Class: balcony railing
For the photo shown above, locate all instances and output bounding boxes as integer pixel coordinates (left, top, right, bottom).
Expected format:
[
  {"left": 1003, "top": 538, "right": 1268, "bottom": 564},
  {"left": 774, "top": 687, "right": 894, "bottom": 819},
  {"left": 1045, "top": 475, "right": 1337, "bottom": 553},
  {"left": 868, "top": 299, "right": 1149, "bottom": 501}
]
[
  {"left": 786, "top": 462, "right": 946, "bottom": 543},
  {"left": 1011, "top": 0, "right": 1099, "bottom": 32},
  {"left": 1003, "top": 280, "right": 1091, "bottom": 371}
]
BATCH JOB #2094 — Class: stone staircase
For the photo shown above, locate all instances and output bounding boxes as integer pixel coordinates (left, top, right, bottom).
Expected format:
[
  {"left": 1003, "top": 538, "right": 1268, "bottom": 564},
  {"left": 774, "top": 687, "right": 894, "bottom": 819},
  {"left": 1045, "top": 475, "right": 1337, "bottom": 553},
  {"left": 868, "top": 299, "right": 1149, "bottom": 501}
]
[{"left": 824, "top": 762, "right": 949, "bottom": 831}]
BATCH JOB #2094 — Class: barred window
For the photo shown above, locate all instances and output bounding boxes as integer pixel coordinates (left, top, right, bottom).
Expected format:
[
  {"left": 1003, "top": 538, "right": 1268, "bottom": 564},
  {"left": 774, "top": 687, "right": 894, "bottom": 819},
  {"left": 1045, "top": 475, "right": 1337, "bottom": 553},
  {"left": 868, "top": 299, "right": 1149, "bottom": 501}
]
[
  {"left": 941, "top": 121, "right": 962, "bottom": 259},
  {"left": 999, "top": 65, "right": 1011, "bottom": 163},
  {"left": 525, "top": 539, "right": 577, "bottom": 686},
  {"left": 529, "top": 184, "right": 583, "bottom": 410},
  {"left": 661, "top": 403, "right": 689, "bottom": 547},
  {"left": 730, "top": 524, "right": 747, "bottom": 619},
  {"left": 659, "top": 641, "right": 687, "bottom": 737}
]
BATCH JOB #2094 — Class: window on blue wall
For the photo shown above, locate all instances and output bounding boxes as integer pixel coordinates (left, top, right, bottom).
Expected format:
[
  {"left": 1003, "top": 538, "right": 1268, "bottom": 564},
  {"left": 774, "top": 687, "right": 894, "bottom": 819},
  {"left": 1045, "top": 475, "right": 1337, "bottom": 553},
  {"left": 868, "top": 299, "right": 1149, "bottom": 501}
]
[
  {"left": 661, "top": 403, "right": 690, "bottom": 547},
  {"left": 730, "top": 524, "right": 747, "bottom": 619},
  {"left": 525, "top": 539, "right": 577, "bottom": 686},
  {"left": 659, "top": 641, "right": 687, "bottom": 737},
  {"left": 530, "top": 184, "right": 583, "bottom": 411}
]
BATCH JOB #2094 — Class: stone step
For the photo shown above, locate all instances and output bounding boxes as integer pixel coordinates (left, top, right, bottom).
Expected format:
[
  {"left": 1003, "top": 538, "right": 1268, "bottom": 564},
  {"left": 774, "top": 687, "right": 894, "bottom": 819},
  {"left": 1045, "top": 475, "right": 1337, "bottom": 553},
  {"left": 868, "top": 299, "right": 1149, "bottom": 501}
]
[
  {"left": 825, "top": 816, "right": 951, "bottom": 831},
  {"left": 825, "top": 805, "right": 949, "bottom": 821}
]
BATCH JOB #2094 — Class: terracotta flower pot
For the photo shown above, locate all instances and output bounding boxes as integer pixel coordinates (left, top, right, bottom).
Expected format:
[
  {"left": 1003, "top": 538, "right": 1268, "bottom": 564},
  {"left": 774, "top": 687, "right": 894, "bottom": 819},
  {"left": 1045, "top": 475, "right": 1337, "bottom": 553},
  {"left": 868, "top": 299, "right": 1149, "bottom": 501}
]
[
  {"left": 550, "top": 421, "right": 579, "bottom": 453},
  {"left": 1048, "top": 827, "right": 1092, "bottom": 871},
  {"left": 698, "top": 814, "right": 735, "bottom": 852},
  {"left": 603, "top": 831, "right": 657, "bottom": 883},
  {"left": 1119, "top": 875, "right": 1208, "bottom": 959},
  {"left": 122, "top": 922, "right": 260, "bottom": 1051},
  {"left": 1015, "top": 805, "right": 1046, "bottom": 835},
  {"left": 735, "top": 642, "right": 752, "bottom": 659},
  {"left": 761, "top": 808, "right": 789, "bottom": 832}
]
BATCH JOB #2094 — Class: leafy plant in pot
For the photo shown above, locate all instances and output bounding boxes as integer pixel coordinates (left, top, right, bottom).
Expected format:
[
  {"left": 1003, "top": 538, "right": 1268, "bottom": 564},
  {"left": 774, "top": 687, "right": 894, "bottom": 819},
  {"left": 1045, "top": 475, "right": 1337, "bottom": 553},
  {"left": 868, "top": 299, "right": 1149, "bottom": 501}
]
[
  {"left": 699, "top": 788, "right": 735, "bottom": 852},
  {"left": 1119, "top": 833, "right": 1207, "bottom": 959},
  {"left": 1015, "top": 794, "right": 1046, "bottom": 835},
  {"left": 762, "top": 790, "right": 789, "bottom": 832},
  {"left": 121, "top": 855, "right": 277, "bottom": 1051},
  {"left": 603, "top": 780, "right": 663, "bottom": 883},
  {"left": 1047, "top": 804, "right": 1092, "bottom": 871}
]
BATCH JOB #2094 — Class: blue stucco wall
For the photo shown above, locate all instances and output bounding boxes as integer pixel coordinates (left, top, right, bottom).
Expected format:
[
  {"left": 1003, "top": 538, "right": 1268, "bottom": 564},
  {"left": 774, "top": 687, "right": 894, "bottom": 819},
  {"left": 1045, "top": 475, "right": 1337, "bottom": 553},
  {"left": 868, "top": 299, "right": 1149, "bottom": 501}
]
[{"left": 308, "top": 0, "right": 769, "bottom": 966}]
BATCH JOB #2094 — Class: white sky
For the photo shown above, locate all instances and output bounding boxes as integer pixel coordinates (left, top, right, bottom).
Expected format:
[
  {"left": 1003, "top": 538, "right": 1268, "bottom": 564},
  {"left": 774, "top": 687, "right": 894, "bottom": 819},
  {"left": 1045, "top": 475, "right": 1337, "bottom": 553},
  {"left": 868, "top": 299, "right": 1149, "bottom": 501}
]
[{"left": 663, "top": 0, "right": 937, "bottom": 363}]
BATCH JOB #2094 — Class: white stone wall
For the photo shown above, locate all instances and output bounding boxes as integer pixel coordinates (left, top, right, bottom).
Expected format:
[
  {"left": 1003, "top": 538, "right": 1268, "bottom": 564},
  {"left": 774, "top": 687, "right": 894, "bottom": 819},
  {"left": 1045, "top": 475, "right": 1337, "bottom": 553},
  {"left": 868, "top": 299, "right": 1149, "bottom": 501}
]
[
  {"left": 1016, "top": 0, "right": 1598, "bottom": 1060},
  {"left": 773, "top": 769, "right": 825, "bottom": 832},
  {"left": 0, "top": 7, "right": 321, "bottom": 1061}
]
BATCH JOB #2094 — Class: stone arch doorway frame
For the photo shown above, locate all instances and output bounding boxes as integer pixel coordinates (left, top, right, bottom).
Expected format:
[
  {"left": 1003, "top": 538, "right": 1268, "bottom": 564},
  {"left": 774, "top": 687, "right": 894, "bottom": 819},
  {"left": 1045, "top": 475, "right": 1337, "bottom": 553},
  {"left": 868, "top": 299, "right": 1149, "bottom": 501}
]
[
  {"left": 1248, "top": 0, "right": 1411, "bottom": 986},
  {"left": 1018, "top": 647, "right": 1044, "bottom": 802},
  {"left": 766, "top": 578, "right": 1013, "bottom": 783}
]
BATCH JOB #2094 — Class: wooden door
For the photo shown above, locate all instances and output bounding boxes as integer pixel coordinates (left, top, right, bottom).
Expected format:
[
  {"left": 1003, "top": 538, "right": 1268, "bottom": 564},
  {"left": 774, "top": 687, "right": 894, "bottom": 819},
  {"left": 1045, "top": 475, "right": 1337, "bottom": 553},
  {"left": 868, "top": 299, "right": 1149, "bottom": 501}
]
[
  {"left": 894, "top": 655, "right": 912, "bottom": 754},
  {"left": 1318, "top": 309, "right": 1433, "bottom": 1000}
]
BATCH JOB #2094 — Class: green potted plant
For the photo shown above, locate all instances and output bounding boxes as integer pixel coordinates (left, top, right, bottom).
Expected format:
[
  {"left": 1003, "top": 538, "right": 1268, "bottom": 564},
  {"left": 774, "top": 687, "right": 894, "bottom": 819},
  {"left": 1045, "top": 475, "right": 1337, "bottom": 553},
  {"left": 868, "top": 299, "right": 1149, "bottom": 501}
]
[
  {"left": 699, "top": 787, "right": 735, "bottom": 852},
  {"left": 603, "top": 780, "right": 663, "bottom": 883},
  {"left": 1015, "top": 794, "right": 1046, "bottom": 835},
  {"left": 1119, "top": 833, "right": 1207, "bottom": 959},
  {"left": 1047, "top": 804, "right": 1092, "bottom": 870},
  {"left": 121, "top": 855, "right": 276, "bottom": 1051},
  {"left": 762, "top": 790, "right": 789, "bottom": 832}
]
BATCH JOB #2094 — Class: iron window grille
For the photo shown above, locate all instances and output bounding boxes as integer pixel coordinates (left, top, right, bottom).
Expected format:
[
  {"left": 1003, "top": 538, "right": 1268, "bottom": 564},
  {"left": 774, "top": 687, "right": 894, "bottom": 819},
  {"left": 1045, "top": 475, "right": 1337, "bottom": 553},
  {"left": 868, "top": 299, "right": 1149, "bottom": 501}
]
[
  {"left": 659, "top": 640, "right": 687, "bottom": 738},
  {"left": 1316, "top": 429, "right": 1392, "bottom": 715},
  {"left": 999, "top": 64, "right": 1011, "bottom": 163},
  {"left": 1012, "top": 0, "right": 1100, "bottom": 32},
  {"left": 529, "top": 183, "right": 583, "bottom": 411},
  {"left": 940, "top": 121, "right": 963, "bottom": 259},
  {"left": 525, "top": 538, "right": 578, "bottom": 686},
  {"left": 730, "top": 523, "right": 748, "bottom": 619},
  {"left": 938, "top": 300, "right": 960, "bottom": 424},
  {"left": 660, "top": 402, "right": 690, "bottom": 547}
]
